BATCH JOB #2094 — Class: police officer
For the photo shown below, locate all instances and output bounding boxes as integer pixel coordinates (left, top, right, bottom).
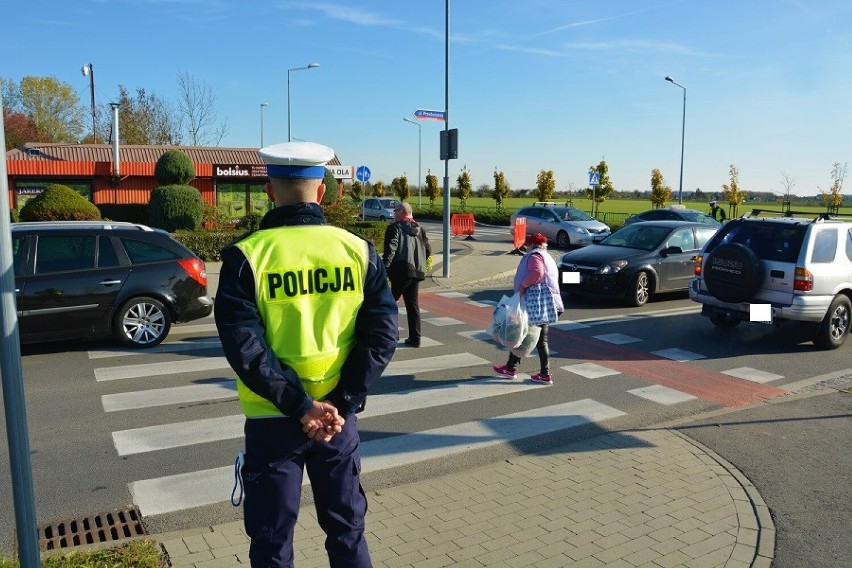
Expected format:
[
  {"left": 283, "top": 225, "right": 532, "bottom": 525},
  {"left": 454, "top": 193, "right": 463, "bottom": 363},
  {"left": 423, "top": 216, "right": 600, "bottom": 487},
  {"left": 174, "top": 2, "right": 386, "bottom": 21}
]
[
  {"left": 215, "top": 141, "right": 398, "bottom": 568},
  {"left": 709, "top": 200, "right": 727, "bottom": 222}
]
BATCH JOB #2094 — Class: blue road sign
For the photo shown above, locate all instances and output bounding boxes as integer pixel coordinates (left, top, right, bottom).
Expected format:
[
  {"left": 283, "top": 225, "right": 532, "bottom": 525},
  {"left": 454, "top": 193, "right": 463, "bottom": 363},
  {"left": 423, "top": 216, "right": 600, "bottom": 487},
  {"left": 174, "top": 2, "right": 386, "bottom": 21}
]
[
  {"left": 589, "top": 172, "right": 600, "bottom": 186},
  {"left": 356, "top": 165, "right": 371, "bottom": 183},
  {"left": 414, "top": 109, "right": 446, "bottom": 122}
]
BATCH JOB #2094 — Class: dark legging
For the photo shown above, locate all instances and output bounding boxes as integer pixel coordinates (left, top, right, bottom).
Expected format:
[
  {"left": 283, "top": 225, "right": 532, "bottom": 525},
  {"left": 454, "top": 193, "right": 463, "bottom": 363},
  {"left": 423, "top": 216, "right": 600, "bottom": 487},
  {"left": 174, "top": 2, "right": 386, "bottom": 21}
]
[{"left": 506, "top": 324, "right": 549, "bottom": 375}]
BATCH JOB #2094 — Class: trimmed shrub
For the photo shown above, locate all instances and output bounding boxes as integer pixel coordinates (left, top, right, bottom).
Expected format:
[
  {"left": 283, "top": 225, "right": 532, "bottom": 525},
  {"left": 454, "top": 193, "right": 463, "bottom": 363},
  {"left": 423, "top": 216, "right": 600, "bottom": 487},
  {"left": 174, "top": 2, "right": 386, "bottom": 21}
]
[
  {"left": 322, "top": 198, "right": 358, "bottom": 230},
  {"left": 346, "top": 221, "right": 386, "bottom": 252},
  {"left": 154, "top": 150, "right": 196, "bottom": 185},
  {"left": 19, "top": 184, "right": 101, "bottom": 221},
  {"left": 172, "top": 229, "right": 239, "bottom": 262},
  {"left": 235, "top": 212, "right": 263, "bottom": 232},
  {"left": 322, "top": 170, "right": 339, "bottom": 205},
  {"left": 97, "top": 204, "right": 149, "bottom": 224},
  {"left": 148, "top": 184, "right": 204, "bottom": 232},
  {"left": 10, "top": 208, "right": 19, "bottom": 223}
]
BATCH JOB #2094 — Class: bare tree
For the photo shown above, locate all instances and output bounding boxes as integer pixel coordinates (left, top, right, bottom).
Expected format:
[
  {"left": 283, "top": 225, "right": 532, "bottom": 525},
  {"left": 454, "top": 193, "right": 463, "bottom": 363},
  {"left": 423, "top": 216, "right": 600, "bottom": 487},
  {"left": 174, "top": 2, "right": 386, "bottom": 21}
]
[
  {"left": 779, "top": 171, "right": 796, "bottom": 213},
  {"left": 176, "top": 71, "right": 228, "bottom": 146},
  {"left": 110, "top": 85, "right": 181, "bottom": 145}
]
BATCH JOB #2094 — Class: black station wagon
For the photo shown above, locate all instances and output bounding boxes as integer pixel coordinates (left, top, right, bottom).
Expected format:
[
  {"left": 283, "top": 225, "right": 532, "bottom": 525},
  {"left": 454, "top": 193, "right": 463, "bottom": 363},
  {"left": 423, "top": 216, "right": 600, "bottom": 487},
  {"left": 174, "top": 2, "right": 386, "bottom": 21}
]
[{"left": 11, "top": 221, "right": 213, "bottom": 348}]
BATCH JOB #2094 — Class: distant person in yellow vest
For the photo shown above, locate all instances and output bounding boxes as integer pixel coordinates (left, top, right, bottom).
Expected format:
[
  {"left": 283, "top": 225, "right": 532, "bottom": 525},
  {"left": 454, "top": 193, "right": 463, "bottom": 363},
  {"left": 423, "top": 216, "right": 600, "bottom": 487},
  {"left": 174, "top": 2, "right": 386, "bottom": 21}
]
[
  {"left": 215, "top": 141, "right": 398, "bottom": 568},
  {"left": 709, "top": 200, "right": 727, "bottom": 222}
]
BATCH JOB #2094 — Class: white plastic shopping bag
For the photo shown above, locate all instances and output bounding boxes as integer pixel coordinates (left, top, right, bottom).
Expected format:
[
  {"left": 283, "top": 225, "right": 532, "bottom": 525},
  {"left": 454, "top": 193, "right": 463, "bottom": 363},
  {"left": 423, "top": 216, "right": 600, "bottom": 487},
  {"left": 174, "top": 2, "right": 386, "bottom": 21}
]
[
  {"left": 486, "top": 293, "right": 529, "bottom": 349},
  {"left": 510, "top": 324, "right": 541, "bottom": 357}
]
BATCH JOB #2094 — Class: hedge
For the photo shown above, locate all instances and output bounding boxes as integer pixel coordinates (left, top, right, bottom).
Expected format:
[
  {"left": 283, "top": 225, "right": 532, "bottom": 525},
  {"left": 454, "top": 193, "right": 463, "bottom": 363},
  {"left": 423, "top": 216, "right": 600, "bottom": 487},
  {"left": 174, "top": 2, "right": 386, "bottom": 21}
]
[{"left": 19, "top": 184, "right": 101, "bottom": 221}]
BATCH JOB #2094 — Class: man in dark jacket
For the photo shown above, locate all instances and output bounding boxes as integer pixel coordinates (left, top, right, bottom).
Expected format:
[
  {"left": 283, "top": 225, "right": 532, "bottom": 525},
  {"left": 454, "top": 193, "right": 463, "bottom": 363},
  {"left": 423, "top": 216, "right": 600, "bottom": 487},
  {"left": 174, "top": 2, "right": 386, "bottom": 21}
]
[{"left": 383, "top": 201, "right": 431, "bottom": 348}]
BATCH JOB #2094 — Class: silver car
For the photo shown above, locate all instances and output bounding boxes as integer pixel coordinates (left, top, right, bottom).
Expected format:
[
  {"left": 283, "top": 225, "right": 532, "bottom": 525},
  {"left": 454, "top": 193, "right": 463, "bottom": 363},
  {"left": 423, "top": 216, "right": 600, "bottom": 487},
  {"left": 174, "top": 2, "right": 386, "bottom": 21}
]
[
  {"left": 510, "top": 203, "right": 611, "bottom": 248},
  {"left": 690, "top": 212, "right": 852, "bottom": 349},
  {"left": 361, "top": 197, "right": 401, "bottom": 221}
]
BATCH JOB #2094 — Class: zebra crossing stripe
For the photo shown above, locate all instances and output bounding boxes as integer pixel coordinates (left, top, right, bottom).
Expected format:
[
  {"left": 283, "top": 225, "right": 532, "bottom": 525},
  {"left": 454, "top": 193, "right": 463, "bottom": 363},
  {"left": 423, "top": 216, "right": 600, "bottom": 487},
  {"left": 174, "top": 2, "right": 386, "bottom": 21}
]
[
  {"left": 113, "top": 415, "right": 245, "bottom": 455},
  {"left": 95, "top": 357, "right": 232, "bottom": 381},
  {"left": 94, "top": 342, "right": 474, "bottom": 382},
  {"left": 102, "top": 380, "right": 236, "bottom": 412},
  {"left": 167, "top": 322, "right": 219, "bottom": 336},
  {"left": 89, "top": 338, "right": 222, "bottom": 360},
  {"left": 129, "top": 398, "right": 626, "bottom": 516},
  {"left": 384, "top": 352, "right": 487, "bottom": 376},
  {"left": 112, "top": 375, "right": 536, "bottom": 455}
]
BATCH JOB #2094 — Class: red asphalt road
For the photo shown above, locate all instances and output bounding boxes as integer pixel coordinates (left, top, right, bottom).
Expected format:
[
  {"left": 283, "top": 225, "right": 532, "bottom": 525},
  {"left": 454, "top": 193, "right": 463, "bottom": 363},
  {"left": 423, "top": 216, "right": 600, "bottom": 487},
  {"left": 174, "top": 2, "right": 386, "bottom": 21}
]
[{"left": 420, "top": 291, "right": 788, "bottom": 408}]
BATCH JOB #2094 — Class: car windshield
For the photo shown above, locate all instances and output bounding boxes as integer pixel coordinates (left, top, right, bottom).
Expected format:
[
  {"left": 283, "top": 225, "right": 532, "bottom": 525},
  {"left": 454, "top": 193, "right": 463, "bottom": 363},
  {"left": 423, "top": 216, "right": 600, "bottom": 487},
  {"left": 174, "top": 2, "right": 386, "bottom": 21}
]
[
  {"left": 382, "top": 199, "right": 400, "bottom": 208},
  {"left": 600, "top": 224, "right": 671, "bottom": 251},
  {"left": 555, "top": 207, "right": 594, "bottom": 221}
]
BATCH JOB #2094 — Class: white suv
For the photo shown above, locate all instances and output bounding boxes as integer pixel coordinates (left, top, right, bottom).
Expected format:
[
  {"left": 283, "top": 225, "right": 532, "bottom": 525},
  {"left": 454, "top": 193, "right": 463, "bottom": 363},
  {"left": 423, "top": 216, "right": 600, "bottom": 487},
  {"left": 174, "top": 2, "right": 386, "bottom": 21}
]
[{"left": 689, "top": 211, "right": 852, "bottom": 349}]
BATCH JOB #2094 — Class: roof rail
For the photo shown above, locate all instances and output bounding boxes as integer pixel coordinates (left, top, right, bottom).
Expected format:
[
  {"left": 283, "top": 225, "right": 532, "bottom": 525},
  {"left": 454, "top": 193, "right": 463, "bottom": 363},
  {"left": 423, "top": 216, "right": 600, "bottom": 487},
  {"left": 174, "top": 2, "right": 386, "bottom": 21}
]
[
  {"left": 12, "top": 220, "right": 154, "bottom": 231},
  {"left": 743, "top": 209, "right": 852, "bottom": 223}
]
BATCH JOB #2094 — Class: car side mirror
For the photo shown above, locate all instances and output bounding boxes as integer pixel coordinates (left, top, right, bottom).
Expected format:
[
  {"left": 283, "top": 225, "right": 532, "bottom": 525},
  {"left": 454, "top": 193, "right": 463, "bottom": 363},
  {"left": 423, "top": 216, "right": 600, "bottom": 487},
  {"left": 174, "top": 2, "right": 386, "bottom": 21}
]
[{"left": 661, "top": 246, "right": 683, "bottom": 256}]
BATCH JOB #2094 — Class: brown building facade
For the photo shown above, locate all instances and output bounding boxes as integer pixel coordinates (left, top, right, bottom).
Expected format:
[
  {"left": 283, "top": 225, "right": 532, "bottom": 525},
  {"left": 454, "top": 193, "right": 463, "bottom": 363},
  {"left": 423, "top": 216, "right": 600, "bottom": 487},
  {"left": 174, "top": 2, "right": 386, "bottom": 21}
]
[{"left": 5, "top": 143, "right": 346, "bottom": 219}]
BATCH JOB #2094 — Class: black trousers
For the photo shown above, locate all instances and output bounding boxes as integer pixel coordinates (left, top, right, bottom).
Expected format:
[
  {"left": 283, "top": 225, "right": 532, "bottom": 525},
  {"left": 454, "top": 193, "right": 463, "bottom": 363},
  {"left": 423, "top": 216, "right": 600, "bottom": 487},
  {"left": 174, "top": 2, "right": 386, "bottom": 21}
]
[
  {"left": 506, "top": 324, "right": 550, "bottom": 374},
  {"left": 242, "top": 417, "right": 371, "bottom": 568},
  {"left": 390, "top": 277, "right": 421, "bottom": 343}
]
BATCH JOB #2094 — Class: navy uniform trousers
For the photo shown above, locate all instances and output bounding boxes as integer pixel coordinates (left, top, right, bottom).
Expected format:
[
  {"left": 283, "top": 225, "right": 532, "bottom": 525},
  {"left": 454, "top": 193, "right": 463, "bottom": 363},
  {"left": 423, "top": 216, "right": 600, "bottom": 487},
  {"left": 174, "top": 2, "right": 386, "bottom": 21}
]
[{"left": 242, "top": 415, "right": 371, "bottom": 568}]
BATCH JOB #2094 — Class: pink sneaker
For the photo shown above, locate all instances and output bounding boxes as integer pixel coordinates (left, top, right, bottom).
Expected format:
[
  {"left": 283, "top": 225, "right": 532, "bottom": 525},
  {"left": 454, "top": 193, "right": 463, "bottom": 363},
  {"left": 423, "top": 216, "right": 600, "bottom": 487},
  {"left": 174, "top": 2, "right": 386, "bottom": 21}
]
[
  {"left": 530, "top": 372, "right": 553, "bottom": 385},
  {"left": 493, "top": 364, "right": 517, "bottom": 379}
]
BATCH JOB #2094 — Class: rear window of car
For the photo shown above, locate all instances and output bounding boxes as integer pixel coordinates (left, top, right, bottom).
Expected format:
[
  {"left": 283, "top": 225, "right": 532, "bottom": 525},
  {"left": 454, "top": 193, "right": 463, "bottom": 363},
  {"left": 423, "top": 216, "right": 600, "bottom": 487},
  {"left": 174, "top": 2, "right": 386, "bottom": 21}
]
[
  {"left": 35, "top": 235, "right": 96, "bottom": 273},
  {"left": 705, "top": 221, "right": 806, "bottom": 262},
  {"left": 121, "top": 238, "right": 179, "bottom": 264}
]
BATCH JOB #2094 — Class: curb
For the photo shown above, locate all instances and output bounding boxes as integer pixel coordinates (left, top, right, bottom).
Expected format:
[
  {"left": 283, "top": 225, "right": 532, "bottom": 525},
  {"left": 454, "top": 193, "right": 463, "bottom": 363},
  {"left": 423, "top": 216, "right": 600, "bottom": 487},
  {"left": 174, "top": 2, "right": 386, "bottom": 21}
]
[{"left": 669, "top": 430, "right": 776, "bottom": 567}]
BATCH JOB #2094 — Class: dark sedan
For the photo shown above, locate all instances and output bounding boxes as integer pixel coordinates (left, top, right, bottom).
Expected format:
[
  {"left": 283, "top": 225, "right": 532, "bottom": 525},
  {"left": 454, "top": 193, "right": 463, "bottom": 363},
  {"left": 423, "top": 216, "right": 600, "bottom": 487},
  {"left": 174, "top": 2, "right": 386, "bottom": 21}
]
[
  {"left": 558, "top": 221, "right": 719, "bottom": 306},
  {"left": 623, "top": 207, "right": 721, "bottom": 227}
]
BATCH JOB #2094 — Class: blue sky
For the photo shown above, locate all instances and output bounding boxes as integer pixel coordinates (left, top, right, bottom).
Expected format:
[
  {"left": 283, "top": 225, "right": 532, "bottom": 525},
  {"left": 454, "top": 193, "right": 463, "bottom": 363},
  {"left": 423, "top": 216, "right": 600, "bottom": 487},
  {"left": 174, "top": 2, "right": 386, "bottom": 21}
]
[{"left": 3, "top": 1, "right": 851, "bottom": 196}]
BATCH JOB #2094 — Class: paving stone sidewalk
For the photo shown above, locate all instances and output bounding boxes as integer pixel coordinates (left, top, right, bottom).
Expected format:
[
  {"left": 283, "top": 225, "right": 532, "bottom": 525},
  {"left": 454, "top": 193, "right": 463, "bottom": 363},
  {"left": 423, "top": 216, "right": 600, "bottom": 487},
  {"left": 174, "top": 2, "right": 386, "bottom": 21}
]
[{"left": 156, "top": 428, "right": 774, "bottom": 568}]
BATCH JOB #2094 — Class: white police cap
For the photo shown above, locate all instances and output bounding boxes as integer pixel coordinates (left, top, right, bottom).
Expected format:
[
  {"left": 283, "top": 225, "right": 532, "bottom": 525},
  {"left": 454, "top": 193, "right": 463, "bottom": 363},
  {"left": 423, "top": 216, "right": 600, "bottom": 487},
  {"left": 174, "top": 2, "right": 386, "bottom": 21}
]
[{"left": 259, "top": 141, "right": 334, "bottom": 179}]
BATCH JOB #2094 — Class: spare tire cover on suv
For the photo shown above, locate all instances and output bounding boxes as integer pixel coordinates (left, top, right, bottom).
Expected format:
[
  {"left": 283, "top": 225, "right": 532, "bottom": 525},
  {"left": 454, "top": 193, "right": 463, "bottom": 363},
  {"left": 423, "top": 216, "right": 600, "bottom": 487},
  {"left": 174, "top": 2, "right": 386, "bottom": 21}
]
[{"left": 703, "top": 243, "right": 764, "bottom": 303}]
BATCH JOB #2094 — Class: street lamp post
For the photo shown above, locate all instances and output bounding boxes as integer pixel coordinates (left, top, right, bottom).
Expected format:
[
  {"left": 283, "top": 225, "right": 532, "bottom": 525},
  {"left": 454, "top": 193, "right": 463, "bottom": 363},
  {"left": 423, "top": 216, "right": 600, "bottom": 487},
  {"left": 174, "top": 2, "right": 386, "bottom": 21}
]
[
  {"left": 665, "top": 76, "right": 686, "bottom": 204},
  {"left": 81, "top": 63, "right": 96, "bottom": 143},
  {"left": 402, "top": 117, "right": 422, "bottom": 207},
  {"left": 287, "top": 63, "right": 319, "bottom": 142},
  {"left": 260, "top": 102, "right": 268, "bottom": 147}
]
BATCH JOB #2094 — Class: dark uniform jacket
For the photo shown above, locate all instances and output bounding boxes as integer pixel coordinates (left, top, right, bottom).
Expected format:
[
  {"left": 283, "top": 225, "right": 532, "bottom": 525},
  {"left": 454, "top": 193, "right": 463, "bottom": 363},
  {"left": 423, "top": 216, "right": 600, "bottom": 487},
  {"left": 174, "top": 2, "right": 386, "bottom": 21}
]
[
  {"left": 383, "top": 219, "right": 431, "bottom": 281},
  {"left": 215, "top": 202, "right": 398, "bottom": 418}
]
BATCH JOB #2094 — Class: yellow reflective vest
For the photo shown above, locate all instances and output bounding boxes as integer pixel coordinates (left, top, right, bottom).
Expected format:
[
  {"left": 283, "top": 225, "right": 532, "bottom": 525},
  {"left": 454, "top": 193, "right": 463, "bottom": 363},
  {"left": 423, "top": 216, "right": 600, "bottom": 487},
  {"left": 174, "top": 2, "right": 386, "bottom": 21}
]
[{"left": 235, "top": 225, "right": 369, "bottom": 418}]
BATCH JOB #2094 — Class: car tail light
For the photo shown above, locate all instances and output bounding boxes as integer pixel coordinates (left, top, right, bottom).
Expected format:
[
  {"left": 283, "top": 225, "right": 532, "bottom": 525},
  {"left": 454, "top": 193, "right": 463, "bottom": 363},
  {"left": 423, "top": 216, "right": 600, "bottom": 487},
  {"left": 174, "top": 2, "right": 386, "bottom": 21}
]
[
  {"left": 694, "top": 254, "right": 703, "bottom": 277},
  {"left": 793, "top": 267, "right": 813, "bottom": 292},
  {"left": 178, "top": 258, "right": 208, "bottom": 287}
]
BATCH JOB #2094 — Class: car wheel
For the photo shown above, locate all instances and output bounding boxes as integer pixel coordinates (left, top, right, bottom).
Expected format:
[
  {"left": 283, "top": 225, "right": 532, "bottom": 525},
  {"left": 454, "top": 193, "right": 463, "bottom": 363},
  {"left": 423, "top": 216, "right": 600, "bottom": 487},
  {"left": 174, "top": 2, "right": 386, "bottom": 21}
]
[
  {"left": 709, "top": 313, "right": 741, "bottom": 330},
  {"left": 115, "top": 296, "right": 172, "bottom": 348},
  {"left": 703, "top": 243, "right": 764, "bottom": 303},
  {"left": 379, "top": 215, "right": 386, "bottom": 221},
  {"left": 813, "top": 294, "right": 851, "bottom": 349},
  {"left": 556, "top": 231, "right": 571, "bottom": 249},
  {"left": 626, "top": 271, "right": 650, "bottom": 307}
]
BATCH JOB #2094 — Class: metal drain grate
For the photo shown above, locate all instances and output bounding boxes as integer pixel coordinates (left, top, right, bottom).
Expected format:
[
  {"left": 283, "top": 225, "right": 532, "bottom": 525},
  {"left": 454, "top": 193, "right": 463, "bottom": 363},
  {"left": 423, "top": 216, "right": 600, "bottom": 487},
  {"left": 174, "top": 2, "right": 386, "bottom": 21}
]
[{"left": 37, "top": 507, "right": 147, "bottom": 551}]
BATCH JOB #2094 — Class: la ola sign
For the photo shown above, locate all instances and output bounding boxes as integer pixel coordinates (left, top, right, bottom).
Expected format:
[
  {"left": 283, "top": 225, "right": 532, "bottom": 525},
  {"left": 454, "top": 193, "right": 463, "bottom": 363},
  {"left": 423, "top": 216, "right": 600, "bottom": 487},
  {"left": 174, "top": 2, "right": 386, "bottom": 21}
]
[{"left": 326, "top": 165, "right": 354, "bottom": 179}]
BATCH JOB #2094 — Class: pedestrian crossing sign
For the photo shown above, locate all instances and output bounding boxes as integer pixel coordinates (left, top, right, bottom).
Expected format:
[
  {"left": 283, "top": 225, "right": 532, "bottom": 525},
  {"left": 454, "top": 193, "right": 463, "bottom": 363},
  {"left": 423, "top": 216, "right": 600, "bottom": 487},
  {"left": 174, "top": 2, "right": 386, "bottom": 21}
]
[{"left": 589, "top": 172, "right": 600, "bottom": 186}]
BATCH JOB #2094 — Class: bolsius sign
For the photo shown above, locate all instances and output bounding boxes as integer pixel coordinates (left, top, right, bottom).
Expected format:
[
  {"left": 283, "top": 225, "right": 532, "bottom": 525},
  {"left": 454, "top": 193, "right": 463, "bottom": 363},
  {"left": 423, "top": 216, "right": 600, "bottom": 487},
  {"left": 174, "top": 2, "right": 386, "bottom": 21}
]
[{"left": 214, "top": 164, "right": 268, "bottom": 178}]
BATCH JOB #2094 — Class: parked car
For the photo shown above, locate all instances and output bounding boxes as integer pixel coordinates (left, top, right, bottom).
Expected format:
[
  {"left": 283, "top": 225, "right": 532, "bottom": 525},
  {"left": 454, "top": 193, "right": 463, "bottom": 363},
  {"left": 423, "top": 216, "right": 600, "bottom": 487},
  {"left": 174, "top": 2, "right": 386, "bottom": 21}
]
[
  {"left": 361, "top": 197, "right": 401, "bottom": 221},
  {"left": 559, "top": 221, "right": 719, "bottom": 306},
  {"left": 623, "top": 207, "right": 721, "bottom": 227},
  {"left": 11, "top": 221, "right": 213, "bottom": 348},
  {"left": 690, "top": 211, "right": 852, "bottom": 349},
  {"left": 510, "top": 202, "right": 611, "bottom": 248}
]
